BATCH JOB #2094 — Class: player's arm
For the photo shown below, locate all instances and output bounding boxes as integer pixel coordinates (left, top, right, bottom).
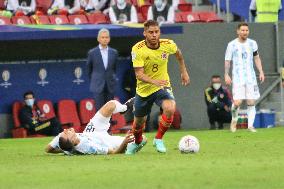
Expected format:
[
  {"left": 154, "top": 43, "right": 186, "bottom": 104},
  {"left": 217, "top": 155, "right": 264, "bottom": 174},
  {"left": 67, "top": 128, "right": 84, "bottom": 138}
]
[
  {"left": 108, "top": 134, "right": 134, "bottom": 154},
  {"left": 45, "top": 144, "right": 63, "bottom": 154},
  {"left": 224, "top": 42, "right": 233, "bottom": 85},
  {"left": 45, "top": 135, "right": 63, "bottom": 154},
  {"left": 175, "top": 48, "right": 190, "bottom": 86},
  {"left": 254, "top": 53, "right": 265, "bottom": 83},
  {"left": 224, "top": 60, "right": 232, "bottom": 85},
  {"left": 134, "top": 67, "right": 168, "bottom": 87}
]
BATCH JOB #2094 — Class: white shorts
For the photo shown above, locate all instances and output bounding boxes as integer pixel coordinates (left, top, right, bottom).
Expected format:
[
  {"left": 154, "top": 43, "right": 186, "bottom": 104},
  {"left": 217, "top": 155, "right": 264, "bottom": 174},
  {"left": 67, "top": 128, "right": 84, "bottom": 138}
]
[
  {"left": 83, "top": 112, "right": 110, "bottom": 133},
  {"left": 232, "top": 84, "right": 260, "bottom": 100},
  {"left": 83, "top": 112, "right": 124, "bottom": 149}
]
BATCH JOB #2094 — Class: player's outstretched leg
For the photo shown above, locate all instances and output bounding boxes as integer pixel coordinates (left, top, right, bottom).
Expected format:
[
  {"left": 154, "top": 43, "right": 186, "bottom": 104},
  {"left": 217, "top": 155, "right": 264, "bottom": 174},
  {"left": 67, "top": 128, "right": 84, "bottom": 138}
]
[
  {"left": 247, "top": 104, "right": 257, "bottom": 132},
  {"left": 230, "top": 103, "right": 239, "bottom": 132},
  {"left": 153, "top": 100, "right": 175, "bottom": 153}
]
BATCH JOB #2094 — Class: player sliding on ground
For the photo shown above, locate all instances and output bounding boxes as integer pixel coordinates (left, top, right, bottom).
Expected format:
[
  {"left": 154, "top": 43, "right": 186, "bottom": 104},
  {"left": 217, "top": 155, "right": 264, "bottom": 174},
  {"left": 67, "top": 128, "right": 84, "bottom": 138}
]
[
  {"left": 127, "top": 20, "right": 190, "bottom": 154},
  {"left": 45, "top": 98, "right": 147, "bottom": 155},
  {"left": 224, "top": 22, "right": 265, "bottom": 133}
]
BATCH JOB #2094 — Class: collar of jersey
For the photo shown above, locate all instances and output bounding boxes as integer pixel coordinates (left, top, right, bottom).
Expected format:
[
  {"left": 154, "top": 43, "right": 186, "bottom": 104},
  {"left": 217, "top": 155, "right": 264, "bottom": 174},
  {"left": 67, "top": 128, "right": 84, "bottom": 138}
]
[{"left": 145, "top": 40, "right": 160, "bottom": 50}]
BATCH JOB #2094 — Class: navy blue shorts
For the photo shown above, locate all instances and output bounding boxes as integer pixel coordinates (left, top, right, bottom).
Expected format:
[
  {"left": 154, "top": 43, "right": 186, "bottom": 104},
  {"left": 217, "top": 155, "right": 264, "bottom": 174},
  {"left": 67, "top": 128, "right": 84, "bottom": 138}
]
[{"left": 134, "top": 87, "right": 175, "bottom": 117}]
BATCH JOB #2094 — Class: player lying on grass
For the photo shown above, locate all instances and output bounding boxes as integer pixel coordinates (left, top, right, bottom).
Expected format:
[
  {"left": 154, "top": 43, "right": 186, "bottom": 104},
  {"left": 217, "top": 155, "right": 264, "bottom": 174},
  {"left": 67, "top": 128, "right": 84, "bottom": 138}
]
[{"left": 45, "top": 98, "right": 147, "bottom": 155}]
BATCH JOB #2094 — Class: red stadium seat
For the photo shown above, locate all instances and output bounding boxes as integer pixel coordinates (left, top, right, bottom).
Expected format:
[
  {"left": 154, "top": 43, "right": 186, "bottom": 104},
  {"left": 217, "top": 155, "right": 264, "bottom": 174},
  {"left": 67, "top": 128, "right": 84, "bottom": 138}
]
[
  {"left": 0, "top": 0, "right": 5, "bottom": 10},
  {"left": 137, "top": 12, "right": 145, "bottom": 23},
  {"left": 174, "top": 12, "right": 183, "bottom": 23},
  {"left": 110, "top": 113, "right": 127, "bottom": 134},
  {"left": 0, "top": 16, "right": 12, "bottom": 25},
  {"left": 68, "top": 14, "right": 89, "bottom": 25},
  {"left": 178, "top": 3, "right": 192, "bottom": 12},
  {"left": 12, "top": 16, "right": 32, "bottom": 24},
  {"left": 87, "top": 12, "right": 109, "bottom": 24},
  {"left": 30, "top": 15, "right": 50, "bottom": 24},
  {"left": 12, "top": 101, "right": 24, "bottom": 129},
  {"left": 198, "top": 12, "right": 223, "bottom": 22},
  {"left": 78, "top": 98, "right": 96, "bottom": 130},
  {"left": 57, "top": 99, "right": 82, "bottom": 132},
  {"left": 49, "top": 15, "right": 69, "bottom": 25},
  {"left": 131, "top": 0, "right": 151, "bottom": 7},
  {"left": 11, "top": 101, "right": 45, "bottom": 138},
  {"left": 180, "top": 12, "right": 204, "bottom": 23},
  {"left": 36, "top": 0, "right": 53, "bottom": 14},
  {"left": 139, "top": 4, "right": 150, "bottom": 19},
  {"left": 36, "top": 100, "right": 56, "bottom": 119}
]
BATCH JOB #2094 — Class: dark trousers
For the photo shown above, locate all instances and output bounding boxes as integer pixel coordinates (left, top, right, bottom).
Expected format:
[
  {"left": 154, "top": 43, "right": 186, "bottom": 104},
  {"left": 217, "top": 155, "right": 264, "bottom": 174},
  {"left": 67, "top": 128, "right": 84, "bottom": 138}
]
[
  {"left": 32, "top": 117, "right": 62, "bottom": 136},
  {"left": 93, "top": 84, "right": 114, "bottom": 111},
  {"left": 207, "top": 103, "right": 231, "bottom": 129}
]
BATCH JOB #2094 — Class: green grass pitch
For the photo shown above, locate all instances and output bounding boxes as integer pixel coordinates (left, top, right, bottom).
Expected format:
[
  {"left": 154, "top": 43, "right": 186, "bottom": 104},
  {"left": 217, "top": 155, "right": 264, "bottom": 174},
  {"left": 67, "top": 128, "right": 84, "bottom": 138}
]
[{"left": 1, "top": 127, "right": 284, "bottom": 189}]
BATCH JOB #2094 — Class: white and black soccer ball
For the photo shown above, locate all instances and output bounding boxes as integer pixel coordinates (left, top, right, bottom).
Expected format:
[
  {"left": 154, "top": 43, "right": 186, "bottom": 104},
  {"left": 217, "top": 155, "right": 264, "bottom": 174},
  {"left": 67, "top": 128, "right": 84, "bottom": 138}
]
[{"left": 178, "top": 135, "right": 200, "bottom": 153}]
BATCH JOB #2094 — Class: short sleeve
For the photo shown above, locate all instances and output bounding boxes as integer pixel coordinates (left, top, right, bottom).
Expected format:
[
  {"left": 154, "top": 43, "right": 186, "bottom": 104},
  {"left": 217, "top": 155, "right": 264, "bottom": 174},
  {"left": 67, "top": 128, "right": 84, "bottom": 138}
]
[
  {"left": 225, "top": 43, "right": 233, "bottom": 61},
  {"left": 253, "top": 41, "right": 258, "bottom": 52},
  {"left": 132, "top": 47, "right": 144, "bottom": 68},
  {"left": 49, "top": 135, "right": 59, "bottom": 149},
  {"left": 167, "top": 40, "right": 178, "bottom": 54}
]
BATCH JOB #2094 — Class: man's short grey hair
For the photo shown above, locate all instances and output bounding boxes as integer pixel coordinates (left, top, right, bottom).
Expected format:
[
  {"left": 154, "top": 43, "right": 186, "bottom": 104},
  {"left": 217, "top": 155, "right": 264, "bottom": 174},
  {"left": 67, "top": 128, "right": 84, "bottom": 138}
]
[{"left": 97, "top": 28, "right": 110, "bottom": 39}]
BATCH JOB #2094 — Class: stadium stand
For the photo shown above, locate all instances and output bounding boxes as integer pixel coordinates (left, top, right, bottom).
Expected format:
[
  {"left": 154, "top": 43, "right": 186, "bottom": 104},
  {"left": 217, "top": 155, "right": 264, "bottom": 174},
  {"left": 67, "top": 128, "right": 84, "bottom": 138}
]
[
  {"left": 87, "top": 12, "right": 109, "bottom": 24},
  {"left": 198, "top": 11, "right": 223, "bottom": 22},
  {"left": 11, "top": 16, "right": 32, "bottom": 25},
  {"left": 36, "top": 100, "right": 56, "bottom": 120},
  {"left": 177, "top": 2, "right": 192, "bottom": 12},
  {"left": 49, "top": 15, "right": 69, "bottom": 25},
  {"left": 57, "top": 99, "right": 82, "bottom": 132},
  {"left": 0, "top": 16, "right": 12, "bottom": 25},
  {"left": 174, "top": 12, "right": 183, "bottom": 23},
  {"left": 0, "top": 0, "right": 4, "bottom": 10},
  {"left": 68, "top": 14, "right": 89, "bottom": 25},
  {"left": 36, "top": 0, "right": 53, "bottom": 14},
  {"left": 78, "top": 98, "right": 96, "bottom": 130},
  {"left": 11, "top": 101, "right": 45, "bottom": 138},
  {"left": 139, "top": 4, "right": 151, "bottom": 19},
  {"left": 137, "top": 12, "right": 146, "bottom": 23},
  {"left": 30, "top": 15, "right": 50, "bottom": 24},
  {"left": 180, "top": 12, "right": 204, "bottom": 23}
]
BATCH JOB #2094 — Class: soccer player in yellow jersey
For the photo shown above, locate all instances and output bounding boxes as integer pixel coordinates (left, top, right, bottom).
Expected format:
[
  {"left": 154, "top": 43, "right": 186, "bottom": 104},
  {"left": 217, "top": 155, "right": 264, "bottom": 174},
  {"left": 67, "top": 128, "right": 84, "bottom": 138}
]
[{"left": 125, "top": 20, "right": 190, "bottom": 154}]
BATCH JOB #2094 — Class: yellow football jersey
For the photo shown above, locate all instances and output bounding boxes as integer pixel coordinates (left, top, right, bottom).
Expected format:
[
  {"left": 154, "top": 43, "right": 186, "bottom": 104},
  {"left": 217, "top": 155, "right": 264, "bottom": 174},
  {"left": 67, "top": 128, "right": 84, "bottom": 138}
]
[{"left": 131, "top": 39, "right": 178, "bottom": 97}]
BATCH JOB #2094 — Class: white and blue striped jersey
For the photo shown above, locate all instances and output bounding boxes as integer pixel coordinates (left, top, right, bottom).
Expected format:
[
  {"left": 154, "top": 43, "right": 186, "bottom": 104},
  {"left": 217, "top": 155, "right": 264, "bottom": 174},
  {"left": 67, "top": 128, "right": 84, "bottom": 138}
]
[
  {"left": 49, "top": 133, "right": 109, "bottom": 155},
  {"left": 225, "top": 38, "right": 258, "bottom": 85}
]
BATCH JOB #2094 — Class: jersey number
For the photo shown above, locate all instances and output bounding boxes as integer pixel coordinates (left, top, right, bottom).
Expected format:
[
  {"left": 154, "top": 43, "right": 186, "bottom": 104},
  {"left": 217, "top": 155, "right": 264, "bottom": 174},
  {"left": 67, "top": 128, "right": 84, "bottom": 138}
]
[
  {"left": 152, "top": 64, "right": 159, "bottom": 72},
  {"left": 85, "top": 123, "right": 95, "bottom": 133}
]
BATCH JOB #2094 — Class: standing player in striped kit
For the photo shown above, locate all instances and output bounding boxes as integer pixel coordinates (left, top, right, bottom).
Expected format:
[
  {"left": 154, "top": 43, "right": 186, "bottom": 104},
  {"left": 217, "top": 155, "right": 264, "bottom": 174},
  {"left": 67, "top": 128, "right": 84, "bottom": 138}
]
[{"left": 224, "top": 22, "right": 265, "bottom": 133}]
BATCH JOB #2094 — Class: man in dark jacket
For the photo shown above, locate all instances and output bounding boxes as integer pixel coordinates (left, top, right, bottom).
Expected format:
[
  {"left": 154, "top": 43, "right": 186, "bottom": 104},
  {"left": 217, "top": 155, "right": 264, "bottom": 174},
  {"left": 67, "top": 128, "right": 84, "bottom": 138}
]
[
  {"left": 19, "top": 91, "right": 61, "bottom": 136},
  {"left": 204, "top": 75, "right": 232, "bottom": 129},
  {"left": 87, "top": 28, "right": 119, "bottom": 111}
]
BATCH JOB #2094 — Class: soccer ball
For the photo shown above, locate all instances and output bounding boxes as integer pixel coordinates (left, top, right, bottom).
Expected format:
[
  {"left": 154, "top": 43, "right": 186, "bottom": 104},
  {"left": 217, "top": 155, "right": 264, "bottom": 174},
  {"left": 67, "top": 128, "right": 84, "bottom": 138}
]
[{"left": 178, "top": 135, "right": 200, "bottom": 153}]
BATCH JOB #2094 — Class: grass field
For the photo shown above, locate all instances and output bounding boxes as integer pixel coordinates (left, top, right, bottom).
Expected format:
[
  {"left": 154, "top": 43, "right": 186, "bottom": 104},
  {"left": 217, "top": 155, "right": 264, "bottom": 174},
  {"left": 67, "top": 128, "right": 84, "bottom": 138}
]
[{"left": 1, "top": 127, "right": 284, "bottom": 189}]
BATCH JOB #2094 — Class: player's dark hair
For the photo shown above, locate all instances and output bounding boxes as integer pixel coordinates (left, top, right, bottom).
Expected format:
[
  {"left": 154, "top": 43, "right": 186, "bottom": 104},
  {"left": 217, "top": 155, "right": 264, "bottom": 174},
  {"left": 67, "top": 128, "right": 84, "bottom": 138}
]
[
  {"left": 211, "top": 75, "right": 221, "bottom": 79},
  {"left": 144, "top": 20, "right": 159, "bottom": 31},
  {"left": 237, "top": 22, "right": 249, "bottom": 30},
  {"left": 59, "top": 137, "right": 74, "bottom": 152},
  {"left": 23, "top": 90, "right": 34, "bottom": 99}
]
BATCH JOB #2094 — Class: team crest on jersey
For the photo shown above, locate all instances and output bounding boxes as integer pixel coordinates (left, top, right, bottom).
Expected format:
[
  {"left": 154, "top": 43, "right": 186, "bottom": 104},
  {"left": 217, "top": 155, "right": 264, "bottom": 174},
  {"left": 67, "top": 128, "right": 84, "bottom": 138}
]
[{"left": 161, "top": 52, "right": 167, "bottom": 60}]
